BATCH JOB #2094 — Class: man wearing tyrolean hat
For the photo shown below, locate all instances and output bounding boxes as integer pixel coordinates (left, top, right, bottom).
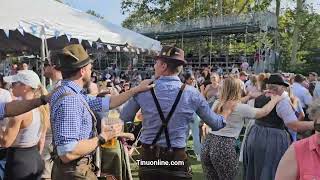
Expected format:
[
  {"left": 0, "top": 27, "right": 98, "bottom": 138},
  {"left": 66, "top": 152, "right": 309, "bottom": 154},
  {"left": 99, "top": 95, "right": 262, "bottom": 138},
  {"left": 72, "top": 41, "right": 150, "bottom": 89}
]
[
  {"left": 120, "top": 46, "right": 235, "bottom": 180},
  {"left": 50, "top": 44, "right": 153, "bottom": 180}
]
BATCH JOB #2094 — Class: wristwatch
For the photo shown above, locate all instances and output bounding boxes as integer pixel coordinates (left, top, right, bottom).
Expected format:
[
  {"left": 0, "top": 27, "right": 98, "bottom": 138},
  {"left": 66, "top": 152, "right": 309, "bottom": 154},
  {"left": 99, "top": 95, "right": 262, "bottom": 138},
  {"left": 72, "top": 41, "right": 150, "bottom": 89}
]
[
  {"left": 97, "top": 134, "right": 106, "bottom": 146},
  {"left": 40, "top": 95, "right": 48, "bottom": 105}
]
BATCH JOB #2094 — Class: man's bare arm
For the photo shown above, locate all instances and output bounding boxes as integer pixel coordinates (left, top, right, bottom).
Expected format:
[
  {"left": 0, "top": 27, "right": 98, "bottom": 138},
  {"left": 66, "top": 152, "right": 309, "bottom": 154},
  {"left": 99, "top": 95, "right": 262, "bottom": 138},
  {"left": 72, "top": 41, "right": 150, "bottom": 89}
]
[{"left": 5, "top": 98, "right": 44, "bottom": 117}]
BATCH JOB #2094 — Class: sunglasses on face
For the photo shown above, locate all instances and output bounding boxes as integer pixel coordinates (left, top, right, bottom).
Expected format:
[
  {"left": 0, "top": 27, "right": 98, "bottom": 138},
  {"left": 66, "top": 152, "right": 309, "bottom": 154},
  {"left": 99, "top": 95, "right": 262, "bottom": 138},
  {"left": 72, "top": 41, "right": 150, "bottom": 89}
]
[
  {"left": 267, "top": 84, "right": 281, "bottom": 90},
  {"left": 12, "top": 82, "right": 22, "bottom": 87}
]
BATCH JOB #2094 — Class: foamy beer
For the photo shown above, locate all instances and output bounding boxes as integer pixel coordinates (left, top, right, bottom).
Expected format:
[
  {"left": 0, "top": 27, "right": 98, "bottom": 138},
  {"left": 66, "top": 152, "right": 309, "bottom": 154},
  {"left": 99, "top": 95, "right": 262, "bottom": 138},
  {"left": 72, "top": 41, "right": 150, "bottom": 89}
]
[{"left": 101, "top": 110, "right": 123, "bottom": 148}]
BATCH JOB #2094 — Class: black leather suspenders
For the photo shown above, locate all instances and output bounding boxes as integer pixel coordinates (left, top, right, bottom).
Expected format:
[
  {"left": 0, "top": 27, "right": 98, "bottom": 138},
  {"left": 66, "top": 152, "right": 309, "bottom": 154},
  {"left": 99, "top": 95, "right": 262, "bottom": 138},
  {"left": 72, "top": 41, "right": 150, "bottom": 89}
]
[{"left": 149, "top": 84, "right": 186, "bottom": 150}]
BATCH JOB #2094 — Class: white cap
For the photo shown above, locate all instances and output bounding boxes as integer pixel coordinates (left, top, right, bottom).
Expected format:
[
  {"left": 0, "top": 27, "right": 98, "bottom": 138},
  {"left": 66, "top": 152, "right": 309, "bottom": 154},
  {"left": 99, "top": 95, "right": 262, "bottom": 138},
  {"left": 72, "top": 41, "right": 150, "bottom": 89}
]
[{"left": 4, "top": 70, "right": 41, "bottom": 89}]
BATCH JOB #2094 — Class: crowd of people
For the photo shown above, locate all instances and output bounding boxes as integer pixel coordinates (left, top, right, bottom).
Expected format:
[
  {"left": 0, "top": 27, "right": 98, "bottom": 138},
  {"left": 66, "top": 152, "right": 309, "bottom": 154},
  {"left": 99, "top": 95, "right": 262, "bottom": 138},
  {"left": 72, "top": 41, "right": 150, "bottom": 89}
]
[{"left": 0, "top": 44, "right": 318, "bottom": 180}]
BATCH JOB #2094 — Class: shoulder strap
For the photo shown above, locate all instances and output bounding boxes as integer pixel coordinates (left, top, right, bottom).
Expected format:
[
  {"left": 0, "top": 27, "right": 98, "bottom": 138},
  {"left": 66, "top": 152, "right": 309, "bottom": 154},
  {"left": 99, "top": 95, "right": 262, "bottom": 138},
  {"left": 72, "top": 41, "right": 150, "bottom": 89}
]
[
  {"left": 50, "top": 89, "right": 99, "bottom": 160},
  {"left": 77, "top": 97, "right": 98, "bottom": 136},
  {"left": 50, "top": 91, "right": 74, "bottom": 161},
  {"left": 150, "top": 84, "right": 186, "bottom": 149},
  {"left": 51, "top": 87, "right": 98, "bottom": 136}
]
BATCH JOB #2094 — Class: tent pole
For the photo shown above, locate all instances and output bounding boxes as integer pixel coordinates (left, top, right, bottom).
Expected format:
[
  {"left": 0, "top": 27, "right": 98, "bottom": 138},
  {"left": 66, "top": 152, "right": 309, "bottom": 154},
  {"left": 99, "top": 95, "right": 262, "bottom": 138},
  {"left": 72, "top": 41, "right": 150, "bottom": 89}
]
[
  {"left": 44, "top": 36, "right": 52, "bottom": 87},
  {"left": 40, "top": 36, "right": 46, "bottom": 87},
  {"left": 210, "top": 31, "right": 213, "bottom": 67}
]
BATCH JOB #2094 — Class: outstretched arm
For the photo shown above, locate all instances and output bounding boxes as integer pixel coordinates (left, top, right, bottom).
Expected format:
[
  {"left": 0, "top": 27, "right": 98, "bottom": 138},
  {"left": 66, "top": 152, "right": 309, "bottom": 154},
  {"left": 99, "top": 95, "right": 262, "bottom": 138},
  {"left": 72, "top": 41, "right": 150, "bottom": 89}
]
[
  {"left": 4, "top": 98, "right": 44, "bottom": 118},
  {"left": 110, "top": 79, "right": 153, "bottom": 109}
]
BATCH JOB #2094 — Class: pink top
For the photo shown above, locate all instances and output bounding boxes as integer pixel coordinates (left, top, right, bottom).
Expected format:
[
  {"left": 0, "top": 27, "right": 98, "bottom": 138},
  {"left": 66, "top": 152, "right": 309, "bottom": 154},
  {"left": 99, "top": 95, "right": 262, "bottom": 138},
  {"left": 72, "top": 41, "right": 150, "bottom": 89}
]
[{"left": 294, "top": 134, "right": 320, "bottom": 180}]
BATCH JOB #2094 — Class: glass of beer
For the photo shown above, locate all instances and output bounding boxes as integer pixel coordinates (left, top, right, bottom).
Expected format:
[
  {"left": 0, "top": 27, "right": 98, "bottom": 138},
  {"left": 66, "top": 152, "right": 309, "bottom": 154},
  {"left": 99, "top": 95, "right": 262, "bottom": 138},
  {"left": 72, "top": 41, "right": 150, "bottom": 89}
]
[{"left": 101, "top": 110, "right": 123, "bottom": 148}]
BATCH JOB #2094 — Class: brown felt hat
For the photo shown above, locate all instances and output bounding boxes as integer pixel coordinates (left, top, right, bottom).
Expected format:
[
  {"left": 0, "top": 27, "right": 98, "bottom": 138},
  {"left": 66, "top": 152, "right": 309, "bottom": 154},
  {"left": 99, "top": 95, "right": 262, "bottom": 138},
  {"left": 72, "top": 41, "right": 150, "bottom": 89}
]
[
  {"left": 57, "top": 44, "right": 93, "bottom": 71},
  {"left": 155, "top": 46, "right": 186, "bottom": 64}
]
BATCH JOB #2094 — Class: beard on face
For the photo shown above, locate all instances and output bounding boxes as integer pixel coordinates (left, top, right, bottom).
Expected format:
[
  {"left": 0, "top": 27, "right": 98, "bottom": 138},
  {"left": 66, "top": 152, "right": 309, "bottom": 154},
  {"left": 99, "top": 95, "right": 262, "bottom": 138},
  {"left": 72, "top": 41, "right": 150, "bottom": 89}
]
[
  {"left": 83, "top": 78, "right": 91, "bottom": 89},
  {"left": 82, "top": 72, "right": 92, "bottom": 89},
  {"left": 44, "top": 68, "right": 52, "bottom": 78}
]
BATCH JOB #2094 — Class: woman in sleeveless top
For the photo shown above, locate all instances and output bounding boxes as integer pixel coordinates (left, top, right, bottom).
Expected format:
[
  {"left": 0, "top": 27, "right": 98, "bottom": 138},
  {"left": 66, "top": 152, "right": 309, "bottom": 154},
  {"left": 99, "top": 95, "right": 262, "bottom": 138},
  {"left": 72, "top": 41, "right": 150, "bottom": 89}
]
[
  {"left": 0, "top": 70, "right": 49, "bottom": 180},
  {"left": 275, "top": 99, "right": 320, "bottom": 180},
  {"left": 200, "top": 77, "right": 282, "bottom": 180},
  {"left": 203, "top": 73, "right": 220, "bottom": 106}
]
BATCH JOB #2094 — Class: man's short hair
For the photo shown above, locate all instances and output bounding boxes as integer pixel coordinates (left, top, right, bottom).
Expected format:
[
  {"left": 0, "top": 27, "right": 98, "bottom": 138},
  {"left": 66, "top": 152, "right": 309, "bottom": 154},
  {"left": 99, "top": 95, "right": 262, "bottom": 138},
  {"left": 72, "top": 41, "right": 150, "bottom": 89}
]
[
  {"left": 294, "top": 74, "right": 306, "bottom": 83},
  {"left": 239, "top": 71, "right": 248, "bottom": 77},
  {"left": 61, "top": 68, "right": 80, "bottom": 79},
  {"left": 309, "top": 72, "right": 318, "bottom": 77},
  {"left": 161, "top": 59, "right": 183, "bottom": 74}
]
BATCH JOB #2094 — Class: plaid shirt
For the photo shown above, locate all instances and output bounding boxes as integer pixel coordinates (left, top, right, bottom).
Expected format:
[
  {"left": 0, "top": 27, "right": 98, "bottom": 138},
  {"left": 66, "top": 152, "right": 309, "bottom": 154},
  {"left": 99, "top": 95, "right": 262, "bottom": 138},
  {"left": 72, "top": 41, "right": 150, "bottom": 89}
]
[
  {"left": 50, "top": 80, "right": 110, "bottom": 155},
  {"left": 120, "top": 76, "right": 225, "bottom": 148},
  {"left": 0, "top": 103, "right": 4, "bottom": 120}
]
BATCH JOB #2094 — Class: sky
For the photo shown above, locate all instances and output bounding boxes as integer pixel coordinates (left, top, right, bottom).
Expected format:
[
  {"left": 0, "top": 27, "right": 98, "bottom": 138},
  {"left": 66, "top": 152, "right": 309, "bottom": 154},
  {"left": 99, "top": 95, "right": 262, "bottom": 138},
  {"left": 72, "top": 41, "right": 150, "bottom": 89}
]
[
  {"left": 63, "top": 0, "right": 128, "bottom": 26},
  {"left": 269, "top": 0, "right": 320, "bottom": 13},
  {"left": 63, "top": 0, "right": 320, "bottom": 27}
]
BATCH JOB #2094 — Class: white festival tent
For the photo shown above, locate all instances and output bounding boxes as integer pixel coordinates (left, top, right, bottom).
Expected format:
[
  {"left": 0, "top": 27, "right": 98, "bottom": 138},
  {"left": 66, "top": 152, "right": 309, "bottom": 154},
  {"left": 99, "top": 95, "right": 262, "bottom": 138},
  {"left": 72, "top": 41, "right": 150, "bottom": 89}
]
[
  {"left": 0, "top": 0, "right": 161, "bottom": 86},
  {"left": 0, "top": 1, "right": 161, "bottom": 175},
  {"left": 0, "top": 0, "right": 161, "bottom": 51}
]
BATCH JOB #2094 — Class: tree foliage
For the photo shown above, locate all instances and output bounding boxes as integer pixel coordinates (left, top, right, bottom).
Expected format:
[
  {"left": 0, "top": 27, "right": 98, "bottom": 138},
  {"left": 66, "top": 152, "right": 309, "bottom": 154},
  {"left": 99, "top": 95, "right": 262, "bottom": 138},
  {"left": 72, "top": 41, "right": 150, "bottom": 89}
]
[
  {"left": 86, "top": 10, "right": 104, "bottom": 19},
  {"left": 121, "top": 0, "right": 320, "bottom": 73},
  {"left": 279, "top": 7, "right": 320, "bottom": 73},
  {"left": 121, "top": 0, "right": 257, "bottom": 29}
]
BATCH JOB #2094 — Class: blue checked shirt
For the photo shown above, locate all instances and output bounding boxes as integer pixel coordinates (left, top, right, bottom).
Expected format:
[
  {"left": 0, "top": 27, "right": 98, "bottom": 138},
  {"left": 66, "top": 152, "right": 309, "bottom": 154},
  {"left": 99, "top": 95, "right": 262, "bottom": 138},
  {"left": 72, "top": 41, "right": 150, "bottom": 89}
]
[
  {"left": 50, "top": 80, "right": 110, "bottom": 156},
  {"left": 120, "top": 76, "right": 226, "bottom": 148},
  {"left": 0, "top": 103, "right": 4, "bottom": 120}
]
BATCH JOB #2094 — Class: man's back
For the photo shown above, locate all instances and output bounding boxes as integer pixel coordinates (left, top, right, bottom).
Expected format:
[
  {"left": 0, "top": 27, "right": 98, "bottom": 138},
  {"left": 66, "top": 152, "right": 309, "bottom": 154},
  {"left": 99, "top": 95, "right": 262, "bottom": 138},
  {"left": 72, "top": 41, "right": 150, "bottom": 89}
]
[
  {"left": 121, "top": 76, "right": 224, "bottom": 148},
  {"left": 313, "top": 82, "right": 320, "bottom": 99},
  {"left": 292, "top": 82, "right": 312, "bottom": 108}
]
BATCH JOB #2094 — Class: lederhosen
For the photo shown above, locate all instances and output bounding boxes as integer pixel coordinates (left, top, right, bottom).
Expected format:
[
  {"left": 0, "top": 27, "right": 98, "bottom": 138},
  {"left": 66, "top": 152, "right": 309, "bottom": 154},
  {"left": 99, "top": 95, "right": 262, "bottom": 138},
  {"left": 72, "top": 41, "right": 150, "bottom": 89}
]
[
  {"left": 139, "top": 84, "right": 192, "bottom": 180},
  {"left": 50, "top": 88, "right": 99, "bottom": 180}
]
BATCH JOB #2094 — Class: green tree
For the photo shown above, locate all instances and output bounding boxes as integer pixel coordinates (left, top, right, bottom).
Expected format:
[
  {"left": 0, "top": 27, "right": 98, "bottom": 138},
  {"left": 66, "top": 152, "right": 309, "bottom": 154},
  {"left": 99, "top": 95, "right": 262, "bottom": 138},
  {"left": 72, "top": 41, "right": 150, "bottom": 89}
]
[
  {"left": 121, "top": 0, "right": 257, "bottom": 29},
  {"left": 86, "top": 10, "right": 104, "bottom": 19},
  {"left": 290, "top": 0, "right": 303, "bottom": 68},
  {"left": 278, "top": 7, "right": 320, "bottom": 73},
  {"left": 121, "top": 0, "right": 320, "bottom": 73}
]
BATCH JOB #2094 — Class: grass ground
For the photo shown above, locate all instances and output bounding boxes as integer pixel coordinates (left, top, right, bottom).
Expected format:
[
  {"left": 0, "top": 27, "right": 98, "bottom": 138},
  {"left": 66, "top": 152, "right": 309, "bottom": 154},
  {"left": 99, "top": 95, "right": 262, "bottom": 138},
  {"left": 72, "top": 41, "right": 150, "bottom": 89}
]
[
  {"left": 130, "top": 139, "right": 244, "bottom": 180},
  {"left": 130, "top": 155, "right": 203, "bottom": 180}
]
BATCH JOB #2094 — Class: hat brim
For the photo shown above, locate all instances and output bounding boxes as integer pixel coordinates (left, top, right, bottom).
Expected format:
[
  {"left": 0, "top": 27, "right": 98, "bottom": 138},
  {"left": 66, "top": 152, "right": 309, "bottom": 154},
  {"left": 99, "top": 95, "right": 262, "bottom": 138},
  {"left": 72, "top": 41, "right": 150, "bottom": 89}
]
[
  {"left": 266, "top": 81, "right": 290, "bottom": 87},
  {"left": 155, "top": 55, "right": 186, "bottom": 65},
  {"left": 3, "top": 75, "right": 18, "bottom": 84},
  {"left": 58, "top": 57, "right": 94, "bottom": 71}
]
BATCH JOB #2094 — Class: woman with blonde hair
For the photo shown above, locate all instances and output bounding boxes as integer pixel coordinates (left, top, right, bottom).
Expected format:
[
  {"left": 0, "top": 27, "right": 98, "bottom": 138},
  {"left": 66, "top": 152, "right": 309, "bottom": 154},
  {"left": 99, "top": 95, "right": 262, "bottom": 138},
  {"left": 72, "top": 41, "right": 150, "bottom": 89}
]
[
  {"left": 0, "top": 70, "right": 49, "bottom": 180},
  {"left": 246, "top": 75, "right": 259, "bottom": 94},
  {"left": 201, "top": 77, "right": 282, "bottom": 180}
]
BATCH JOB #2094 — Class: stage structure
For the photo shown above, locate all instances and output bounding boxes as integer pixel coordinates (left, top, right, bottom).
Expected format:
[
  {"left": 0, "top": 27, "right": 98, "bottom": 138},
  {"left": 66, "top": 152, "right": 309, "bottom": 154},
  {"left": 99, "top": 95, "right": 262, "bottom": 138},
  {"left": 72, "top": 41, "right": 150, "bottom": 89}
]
[{"left": 132, "top": 11, "right": 278, "bottom": 73}]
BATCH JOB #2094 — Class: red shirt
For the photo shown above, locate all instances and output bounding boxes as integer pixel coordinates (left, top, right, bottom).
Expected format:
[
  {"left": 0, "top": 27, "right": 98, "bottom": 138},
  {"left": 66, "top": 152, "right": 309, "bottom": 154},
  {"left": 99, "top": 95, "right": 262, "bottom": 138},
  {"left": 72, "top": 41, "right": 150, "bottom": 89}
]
[{"left": 294, "top": 134, "right": 320, "bottom": 180}]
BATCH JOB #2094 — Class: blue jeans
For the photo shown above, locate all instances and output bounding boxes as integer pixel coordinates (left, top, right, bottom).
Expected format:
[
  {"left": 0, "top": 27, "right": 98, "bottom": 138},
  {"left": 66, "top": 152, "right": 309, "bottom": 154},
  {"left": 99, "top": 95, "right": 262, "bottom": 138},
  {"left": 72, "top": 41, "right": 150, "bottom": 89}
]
[
  {"left": 190, "top": 115, "right": 202, "bottom": 156},
  {"left": 0, "top": 159, "right": 6, "bottom": 179}
]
